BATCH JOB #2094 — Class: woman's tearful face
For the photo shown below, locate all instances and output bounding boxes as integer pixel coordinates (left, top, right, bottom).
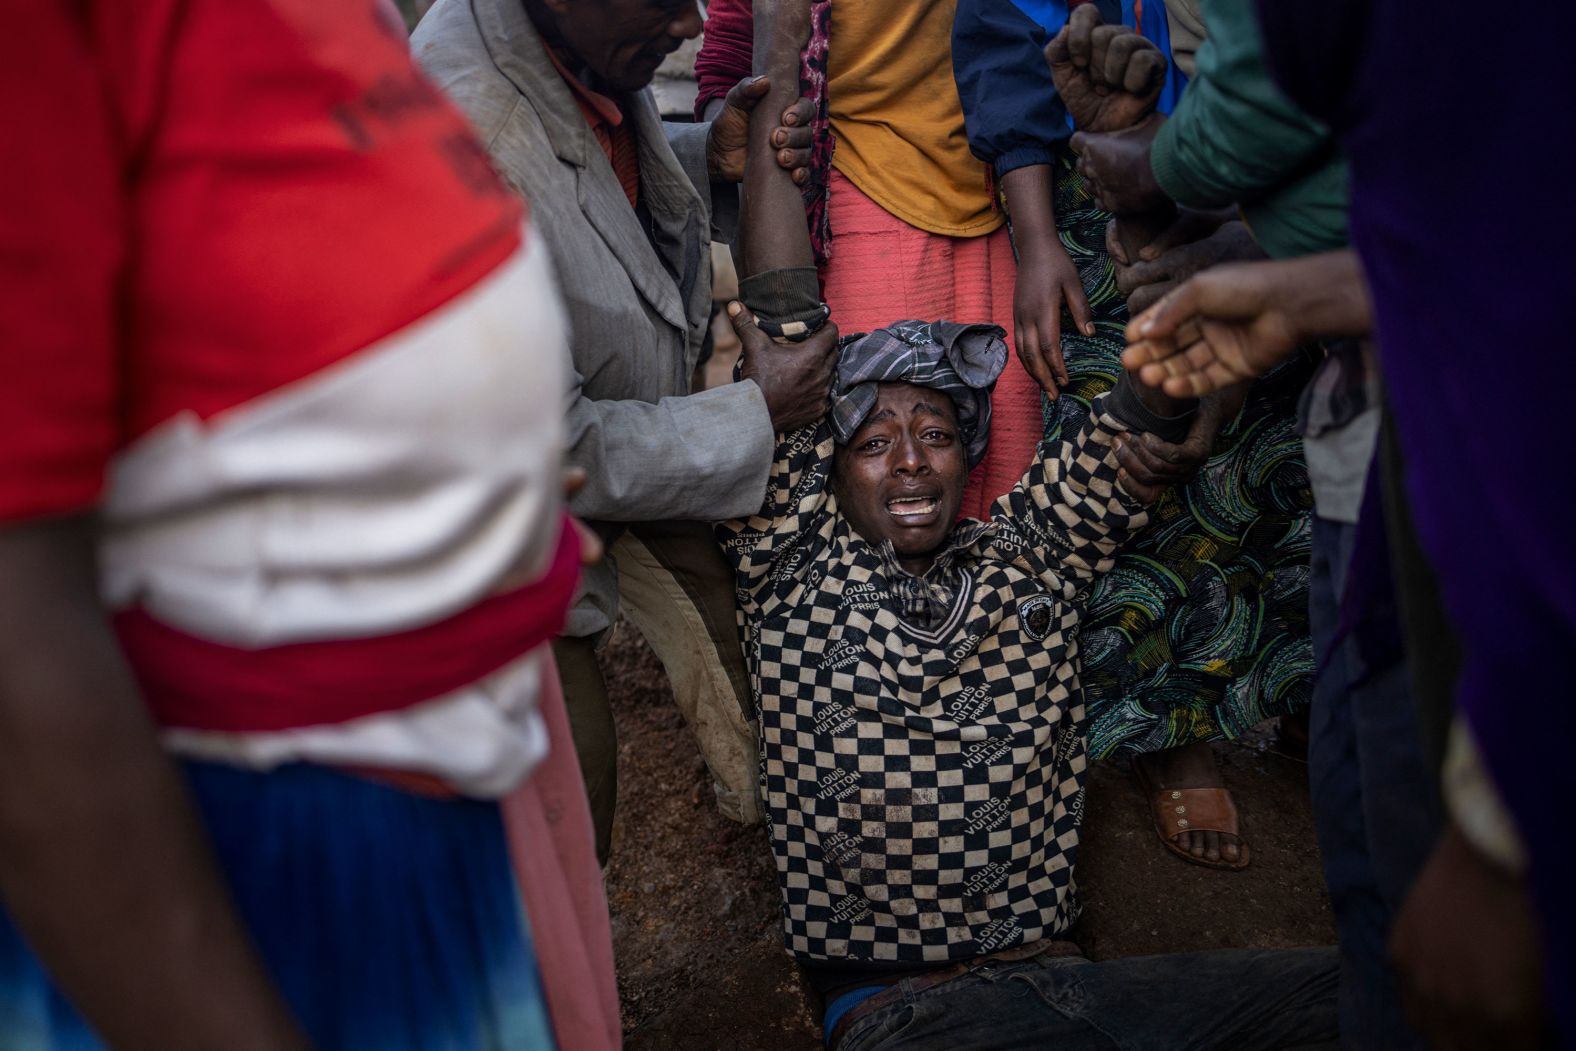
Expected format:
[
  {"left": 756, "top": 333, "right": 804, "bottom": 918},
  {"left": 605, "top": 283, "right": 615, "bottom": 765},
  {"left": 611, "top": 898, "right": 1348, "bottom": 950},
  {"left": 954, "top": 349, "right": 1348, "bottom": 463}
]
[{"left": 833, "top": 382, "right": 968, "bottom": 575}]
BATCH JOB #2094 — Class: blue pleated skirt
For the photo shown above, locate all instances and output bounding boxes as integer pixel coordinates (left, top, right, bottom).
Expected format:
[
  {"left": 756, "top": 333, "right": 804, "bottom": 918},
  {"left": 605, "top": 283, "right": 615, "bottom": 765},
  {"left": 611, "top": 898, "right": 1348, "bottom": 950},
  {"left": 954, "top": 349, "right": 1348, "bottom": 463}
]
[{"left": 0, "top": 760, "right": 556, "bottom": 1050}]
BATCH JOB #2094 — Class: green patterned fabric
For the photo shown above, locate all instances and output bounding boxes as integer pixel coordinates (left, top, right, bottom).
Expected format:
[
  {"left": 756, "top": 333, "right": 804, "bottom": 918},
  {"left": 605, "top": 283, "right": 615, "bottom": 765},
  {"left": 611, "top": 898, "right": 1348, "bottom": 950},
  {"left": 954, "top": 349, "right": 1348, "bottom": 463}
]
[{"left": 1037, "top": 152, "right": 1314, "bottom": 758}]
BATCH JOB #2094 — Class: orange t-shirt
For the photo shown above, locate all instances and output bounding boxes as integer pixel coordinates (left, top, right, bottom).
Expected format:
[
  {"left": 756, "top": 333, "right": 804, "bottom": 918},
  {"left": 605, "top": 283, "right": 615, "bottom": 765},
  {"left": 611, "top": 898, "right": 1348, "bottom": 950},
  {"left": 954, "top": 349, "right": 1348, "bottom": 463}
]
[{"left": 827, "top": 0, "right": 1001, "bottom": 237}]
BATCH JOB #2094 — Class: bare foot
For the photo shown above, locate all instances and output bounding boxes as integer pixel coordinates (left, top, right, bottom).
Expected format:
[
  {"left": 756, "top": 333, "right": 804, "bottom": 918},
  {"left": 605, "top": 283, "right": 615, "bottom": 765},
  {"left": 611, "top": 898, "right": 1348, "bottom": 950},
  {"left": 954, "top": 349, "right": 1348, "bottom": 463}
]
[{"left": 1134, "top": 742, "right": 1244, "bottom": 865}]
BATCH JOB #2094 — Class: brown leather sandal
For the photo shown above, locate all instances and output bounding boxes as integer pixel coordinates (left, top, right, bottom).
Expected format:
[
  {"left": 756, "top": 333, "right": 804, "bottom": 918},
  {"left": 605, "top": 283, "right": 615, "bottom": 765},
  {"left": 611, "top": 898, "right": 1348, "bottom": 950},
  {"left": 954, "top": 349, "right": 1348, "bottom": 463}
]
[{"left": 1134, "top": 760, "right": 1251, "bottom": 871}]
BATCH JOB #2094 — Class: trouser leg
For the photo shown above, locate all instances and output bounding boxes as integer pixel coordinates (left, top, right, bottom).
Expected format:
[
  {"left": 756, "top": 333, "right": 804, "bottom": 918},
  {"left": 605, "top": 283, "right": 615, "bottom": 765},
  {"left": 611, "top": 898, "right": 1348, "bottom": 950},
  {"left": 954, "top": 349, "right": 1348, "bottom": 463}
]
[
  {"left": 836, "top": 947, "right": 1339, "bottom": 1051},
  {"left": 1307, "top": 516, "right": 1394, "bottom": 1047},
  {"left": 551, "top": 633, "right": 618, "bottom": 865},
  {"left": 1308, "top": 512, "right": 1436, "bottom": 1048},
  {"left": 831, "top": 958, "right": 1118, "bottom": 1051},
  {"left": 1049, "top": 947, "right": 1340, "bottom": 1051},
  {"left": 1351, "top": 657, "right": 1440, "bottom": 917},
  {"left": 1350, "top": 438, "right": 1445, "bottom": 913},
  {"left": 614, "top": 520, "right": 762, "bottom": 824},
  {"left": 1345, "top": 518, "right": 1441, "bottom": 1047},
  {"left": 1377, "top": 409, "right": 1457, "bottom": 773}
]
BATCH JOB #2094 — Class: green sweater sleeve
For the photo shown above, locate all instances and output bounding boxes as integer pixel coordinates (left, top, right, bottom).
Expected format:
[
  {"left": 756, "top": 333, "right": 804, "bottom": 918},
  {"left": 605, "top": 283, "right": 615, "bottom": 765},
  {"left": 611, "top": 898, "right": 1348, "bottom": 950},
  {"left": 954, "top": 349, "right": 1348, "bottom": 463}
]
[{"left": 1148, "top": 0, "right": 1349, "bottom": 259}]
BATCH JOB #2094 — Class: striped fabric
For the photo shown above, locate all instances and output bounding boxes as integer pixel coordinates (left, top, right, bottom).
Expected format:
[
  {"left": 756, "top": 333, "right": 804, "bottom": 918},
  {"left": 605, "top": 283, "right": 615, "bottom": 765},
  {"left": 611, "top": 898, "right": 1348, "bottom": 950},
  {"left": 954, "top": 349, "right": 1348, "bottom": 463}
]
[{"left": 4, "top": 0, "right": 575, "bottom": 793}]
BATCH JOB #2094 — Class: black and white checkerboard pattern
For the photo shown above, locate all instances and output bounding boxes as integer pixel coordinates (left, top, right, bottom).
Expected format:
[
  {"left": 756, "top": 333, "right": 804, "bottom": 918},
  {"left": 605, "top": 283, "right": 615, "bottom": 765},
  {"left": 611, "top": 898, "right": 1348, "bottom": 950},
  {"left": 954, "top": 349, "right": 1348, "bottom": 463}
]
[{"left": 718, "top": 395, "right": 1150, "bottom": 965}]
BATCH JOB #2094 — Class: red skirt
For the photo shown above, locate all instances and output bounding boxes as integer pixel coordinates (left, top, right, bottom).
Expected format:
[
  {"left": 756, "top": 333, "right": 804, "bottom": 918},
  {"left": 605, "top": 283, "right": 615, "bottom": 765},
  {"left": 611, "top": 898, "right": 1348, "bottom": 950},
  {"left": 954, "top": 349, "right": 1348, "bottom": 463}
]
[{"left": 818, "top": 169, "right": 1039, "bottom": 519}]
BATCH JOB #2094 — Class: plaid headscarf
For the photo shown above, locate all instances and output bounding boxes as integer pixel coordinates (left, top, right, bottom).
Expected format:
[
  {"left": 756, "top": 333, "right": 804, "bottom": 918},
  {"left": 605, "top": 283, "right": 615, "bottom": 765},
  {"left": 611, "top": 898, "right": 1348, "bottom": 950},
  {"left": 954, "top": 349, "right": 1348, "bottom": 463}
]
[{"left": 830, "top": 321, "right": 1008, "bottom": 468}]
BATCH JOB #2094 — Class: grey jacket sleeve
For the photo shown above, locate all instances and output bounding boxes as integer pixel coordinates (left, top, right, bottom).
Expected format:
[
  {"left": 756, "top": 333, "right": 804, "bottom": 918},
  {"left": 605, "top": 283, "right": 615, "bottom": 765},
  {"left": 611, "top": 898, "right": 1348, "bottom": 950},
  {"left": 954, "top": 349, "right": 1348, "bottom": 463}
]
[
  {"left": 665, "top": 119, "right": 740, "bottom": 244},
  {"left": 565, "top": 373, "right": 778, "bottom": 522}
]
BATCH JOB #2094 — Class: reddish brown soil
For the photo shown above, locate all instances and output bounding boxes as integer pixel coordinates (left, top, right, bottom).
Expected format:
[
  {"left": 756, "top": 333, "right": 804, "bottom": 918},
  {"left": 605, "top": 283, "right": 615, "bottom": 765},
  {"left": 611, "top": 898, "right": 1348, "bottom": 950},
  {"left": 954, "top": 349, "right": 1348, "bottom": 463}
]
[{"left": 601, "top": 622, "right": 1334, "bottom": 1050}]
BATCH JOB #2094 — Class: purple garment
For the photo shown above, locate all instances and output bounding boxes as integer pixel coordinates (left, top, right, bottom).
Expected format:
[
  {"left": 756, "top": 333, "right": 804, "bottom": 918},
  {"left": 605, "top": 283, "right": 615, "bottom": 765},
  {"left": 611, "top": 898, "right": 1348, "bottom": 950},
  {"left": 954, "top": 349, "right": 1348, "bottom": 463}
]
[{"left": 1254, "top": 2, "right": 1576, "bottom": 1042}]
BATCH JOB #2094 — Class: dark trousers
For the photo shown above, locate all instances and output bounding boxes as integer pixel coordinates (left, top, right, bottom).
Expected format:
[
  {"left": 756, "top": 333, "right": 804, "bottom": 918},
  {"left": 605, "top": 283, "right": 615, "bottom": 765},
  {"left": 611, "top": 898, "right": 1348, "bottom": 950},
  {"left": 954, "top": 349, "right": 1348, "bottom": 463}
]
[
  {"left": 555, "top": 519, "right": 759, "bottom": 864},
  {"left": 1305, "top": 515, "right": 1440, "bottom": 1049},
  {"left": 835, "top": 947, "right": 1339, "bottom": 1051},
  {"left": 552, "top": 632, "right": 620, "bottom": 864}
]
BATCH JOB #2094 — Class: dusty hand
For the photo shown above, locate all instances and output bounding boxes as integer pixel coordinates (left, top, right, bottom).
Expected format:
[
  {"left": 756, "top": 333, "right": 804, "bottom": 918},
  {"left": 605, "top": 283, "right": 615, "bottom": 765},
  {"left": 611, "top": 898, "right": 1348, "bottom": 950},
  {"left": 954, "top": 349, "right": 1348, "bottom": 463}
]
[
  {"left": 1045, "top": 4, "right": 1168, "bottom": 133},
  {"left": 1109, "top": 218, "right": 1265, "bottom": 315},
  {"left": 1112, "top": 386, "right": 1234, "bottom": 501},
  {"left": 707, "top": 77, "right": 815, "bottom": 184},
  {"left": 1014, "top": 241, "right": 1093, "bottom": 398},
  {"left": 1071, "top": 117, "right": 1168, "bottom": 215},
  {"left": 1389, "top": 825, "right": 1549, "bottom": 1050},
  {"left": 1122, "top": 261, "right": 1304, "bottom": 397},
  {"left": 732, "top": 302, "right": 840, "bottom": 431},
  {"left": 1106, "top": 205, "right": 1238, "bottom": 266}
]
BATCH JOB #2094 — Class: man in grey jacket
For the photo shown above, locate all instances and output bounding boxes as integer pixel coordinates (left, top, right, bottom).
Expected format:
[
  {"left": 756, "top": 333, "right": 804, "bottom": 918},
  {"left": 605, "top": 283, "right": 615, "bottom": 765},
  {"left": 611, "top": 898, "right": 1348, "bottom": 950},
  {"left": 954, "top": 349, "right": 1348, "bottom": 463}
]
[{"left": 415, "top": 0, "right": 837, "bottom": 858}]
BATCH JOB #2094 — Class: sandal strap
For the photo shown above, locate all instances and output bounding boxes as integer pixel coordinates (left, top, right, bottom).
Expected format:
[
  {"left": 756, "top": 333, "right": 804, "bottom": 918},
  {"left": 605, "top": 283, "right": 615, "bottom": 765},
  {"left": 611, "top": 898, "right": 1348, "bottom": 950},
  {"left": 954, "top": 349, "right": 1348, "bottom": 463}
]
[{"left": 1153, "top": 787, "right": 1240, "bottom": 839}]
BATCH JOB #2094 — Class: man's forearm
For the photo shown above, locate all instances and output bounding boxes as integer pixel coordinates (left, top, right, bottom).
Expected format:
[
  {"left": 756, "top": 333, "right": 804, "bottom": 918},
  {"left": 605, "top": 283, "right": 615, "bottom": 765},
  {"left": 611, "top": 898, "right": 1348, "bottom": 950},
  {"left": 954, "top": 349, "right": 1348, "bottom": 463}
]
[
  {"left": 0, "top": 518, "right": 309, "bottom": 1051},
  {"left": 1277, "top": 249, "right": 1371, "bottom": 341},
  {"left": 740, "top": 0, "right": 815, "bottom": 279}
]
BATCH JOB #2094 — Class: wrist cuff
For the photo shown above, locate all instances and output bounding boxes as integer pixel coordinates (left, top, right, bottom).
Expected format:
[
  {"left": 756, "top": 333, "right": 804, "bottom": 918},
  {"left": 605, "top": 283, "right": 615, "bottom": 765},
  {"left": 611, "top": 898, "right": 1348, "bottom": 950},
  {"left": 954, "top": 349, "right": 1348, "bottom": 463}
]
[
  {"left": 993, "top": 145, "right": 1061, "bottom": 179},
  {"left": 1148, "top": 123, "right": 1202, "bottom": 209},
  {"left": 740, "top": 267, "right": 830, "bottom": 340}
]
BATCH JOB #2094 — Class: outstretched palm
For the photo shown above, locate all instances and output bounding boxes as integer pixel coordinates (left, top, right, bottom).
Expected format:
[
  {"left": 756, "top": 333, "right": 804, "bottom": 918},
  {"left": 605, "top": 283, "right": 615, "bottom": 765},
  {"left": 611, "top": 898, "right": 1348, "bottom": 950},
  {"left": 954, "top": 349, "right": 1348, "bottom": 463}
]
[
  {"left": 1045, "top": 6, "right": 1167, "bottom": 133},
  {"left": 1121, "top": 264, "right": 1304, "bottom": 397},
  {"left": 1123, "top": 252, "right": 1372, "bottom": 397}
]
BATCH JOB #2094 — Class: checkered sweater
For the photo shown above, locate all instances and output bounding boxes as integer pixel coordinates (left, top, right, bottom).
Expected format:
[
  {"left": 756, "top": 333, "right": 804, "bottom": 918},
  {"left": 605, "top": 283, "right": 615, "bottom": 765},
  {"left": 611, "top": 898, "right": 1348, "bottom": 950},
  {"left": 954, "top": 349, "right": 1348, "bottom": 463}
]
[{"left": 718, "top": 394, "right": 1152, "bottom": 965}]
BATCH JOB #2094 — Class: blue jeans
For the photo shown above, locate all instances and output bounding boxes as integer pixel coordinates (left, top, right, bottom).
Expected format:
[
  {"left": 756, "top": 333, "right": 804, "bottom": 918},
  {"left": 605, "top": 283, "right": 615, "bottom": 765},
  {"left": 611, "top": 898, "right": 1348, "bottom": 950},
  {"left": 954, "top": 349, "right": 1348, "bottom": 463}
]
[
  {"left": 834, "top": 946, "right": 1338, "bottom": 1051},
  {"left": 1306, "top": 515, "right": 1440, "bottom": 1049}
]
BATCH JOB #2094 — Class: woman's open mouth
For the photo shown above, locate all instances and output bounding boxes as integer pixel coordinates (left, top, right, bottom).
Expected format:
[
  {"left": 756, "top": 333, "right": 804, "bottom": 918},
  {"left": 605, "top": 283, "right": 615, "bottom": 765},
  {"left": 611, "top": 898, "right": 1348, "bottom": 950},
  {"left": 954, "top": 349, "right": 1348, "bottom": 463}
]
[{"left": 885, "top": 495, "right": 940, "bottom": 519}]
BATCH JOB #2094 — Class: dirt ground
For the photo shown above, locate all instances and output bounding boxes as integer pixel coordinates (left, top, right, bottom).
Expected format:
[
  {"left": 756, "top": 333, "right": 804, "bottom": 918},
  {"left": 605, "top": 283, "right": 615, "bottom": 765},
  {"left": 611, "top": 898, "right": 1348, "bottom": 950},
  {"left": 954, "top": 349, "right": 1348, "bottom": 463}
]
[{"left": 601, "top": 621, "right": 1334, "bottom": 1051}]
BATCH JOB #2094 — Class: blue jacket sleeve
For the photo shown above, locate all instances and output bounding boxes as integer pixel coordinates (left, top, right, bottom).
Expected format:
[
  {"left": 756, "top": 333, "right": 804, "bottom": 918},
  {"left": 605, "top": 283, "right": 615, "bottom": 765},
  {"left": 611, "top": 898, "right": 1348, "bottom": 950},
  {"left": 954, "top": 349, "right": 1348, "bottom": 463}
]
[{"left": 952, "top": 0, "right": 1071, "bottom": 177}]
